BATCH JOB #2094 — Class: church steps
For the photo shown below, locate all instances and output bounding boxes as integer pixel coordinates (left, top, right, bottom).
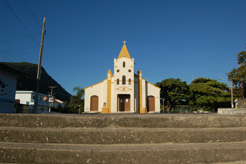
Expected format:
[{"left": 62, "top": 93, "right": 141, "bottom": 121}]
[
  {"left": 1, "top": 141, "right": 246, "bottom": 164},
  {"left": 0, "top": 127, "right": 246, "bottom": 144},
  {"left": 1, "top": 114, "right": 246, "bottom": 163},
  {"left": 1, "top": 113, "right": 246, "bottom": 128}
]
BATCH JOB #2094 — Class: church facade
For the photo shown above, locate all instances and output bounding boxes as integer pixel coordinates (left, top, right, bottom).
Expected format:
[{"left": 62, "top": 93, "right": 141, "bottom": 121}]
[{"left": 84, "top": 43, "right": 160, "bottom": 113}]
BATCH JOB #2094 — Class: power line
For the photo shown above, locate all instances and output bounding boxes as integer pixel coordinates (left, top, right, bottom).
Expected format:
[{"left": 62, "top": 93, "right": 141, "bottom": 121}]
[
  {"left": 0, "top": 46, "right": 39, "bottom": 54},
  {"left": 22, "top": 0, "right": 42, "bottom": 28},
  {"left": 0, "top": 34, "right": 40, "bottom": 42},
  {"left": 44, "top": 36, "right": 232, "bottom": 72},
  {"left": 54, "top": 91, "right": 71, "bottom": 97},
  {"left": 4, "top": 0, "right": 40, "bottom": 46},
  {"left": 0, "top": 52, "right": 13, "bottom": 61}
]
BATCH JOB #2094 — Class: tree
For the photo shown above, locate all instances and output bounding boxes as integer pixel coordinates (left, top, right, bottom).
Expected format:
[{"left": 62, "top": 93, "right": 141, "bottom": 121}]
[
  {"left": 189, "top": 78, "right": 231, "bottom": 111},
  {"left": 155, "top": 78, "right": 189, "bottom": 106},
  {"left": 227, "top": 51, "right": 246, "bottom": 98},
  {"left": 69, "top": 86, "right": 84, "bottom": 113}
]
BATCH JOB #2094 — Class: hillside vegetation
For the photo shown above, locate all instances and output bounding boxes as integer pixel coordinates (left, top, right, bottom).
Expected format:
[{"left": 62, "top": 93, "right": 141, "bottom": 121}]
[{"left": 2, "top": 62, "right": 71, "bottom": 102}]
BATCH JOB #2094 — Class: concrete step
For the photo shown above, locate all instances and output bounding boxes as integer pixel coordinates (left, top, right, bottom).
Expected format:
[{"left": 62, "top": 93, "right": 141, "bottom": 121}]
[
  {"left": 1, "top": 113, "right": 246, "bottom": 128},
  {"left": 1, "top": 127, "right": 246, "bottom": 144},
  {"left": 1, "top": 141, "right": 246, "bottom": 164}
]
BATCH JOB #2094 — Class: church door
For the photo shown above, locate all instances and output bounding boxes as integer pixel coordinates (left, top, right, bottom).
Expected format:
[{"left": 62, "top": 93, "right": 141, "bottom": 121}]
[
  {"left": 118, "top": 95, "right": 130, "bottom": 111},
  {"left": 90, "top": 96, "right": 98, "bottom": 111},
  {"left": 147, "top": 96, "right": 155, "bottom": 112}
]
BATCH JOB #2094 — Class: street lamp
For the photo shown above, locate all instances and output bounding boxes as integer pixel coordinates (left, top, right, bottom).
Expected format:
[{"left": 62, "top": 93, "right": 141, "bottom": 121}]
[
  {"left": 219, "top": 77, "right": 234, "bottom": 108},
  {"left": 162, "top": 98, "right": 165, "bottom": 113}
]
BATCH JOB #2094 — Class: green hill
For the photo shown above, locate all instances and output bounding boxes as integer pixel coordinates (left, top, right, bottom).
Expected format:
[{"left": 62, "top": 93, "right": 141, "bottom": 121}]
[{"left": 1, "top": 62, "right": 71, "bottom": 102}]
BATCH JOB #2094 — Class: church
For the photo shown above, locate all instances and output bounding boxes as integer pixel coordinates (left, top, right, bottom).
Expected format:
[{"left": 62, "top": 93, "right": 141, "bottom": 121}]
[{"left": 84, "top": 42, "right": 160, "bottom": 113}]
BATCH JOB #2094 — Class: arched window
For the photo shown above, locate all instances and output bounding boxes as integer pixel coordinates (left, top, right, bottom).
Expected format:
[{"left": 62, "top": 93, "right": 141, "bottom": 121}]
[
  {"left": 128, "top": 79, "right": 131, "bottom": 85},
  {"left": 117, "top": 79, "right": 119, "bottom": 85},
  {"left": 122, "top": 75, "right": 126, "bottom": 85},
  {"left": 123, "top": 62, "right": 125, "bottom": 67}
]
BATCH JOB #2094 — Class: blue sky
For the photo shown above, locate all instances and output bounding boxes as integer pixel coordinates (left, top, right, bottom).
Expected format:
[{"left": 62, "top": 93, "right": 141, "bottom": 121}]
[{"left": 1, "top": 0, "right": 246, "bottom": 95}]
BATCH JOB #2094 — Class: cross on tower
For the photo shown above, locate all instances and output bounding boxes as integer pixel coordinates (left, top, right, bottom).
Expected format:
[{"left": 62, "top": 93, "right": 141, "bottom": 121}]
[{"left": 123, "top": 40, "right": 126, "bottom": 45}]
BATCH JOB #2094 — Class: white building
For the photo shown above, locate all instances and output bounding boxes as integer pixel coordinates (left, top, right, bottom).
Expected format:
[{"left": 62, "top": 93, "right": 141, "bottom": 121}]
[
  {"left": 0, "top": 63, "right": 26, "bottom": 113},
  {"left": 15, "top": 91, "right": 49, "bottom": 112},
  {"left": 49, "top": 96, "right": 65, "bottom": 110},
  {"left": 84, "top": 43, "right": 160, "bottom": 113}
]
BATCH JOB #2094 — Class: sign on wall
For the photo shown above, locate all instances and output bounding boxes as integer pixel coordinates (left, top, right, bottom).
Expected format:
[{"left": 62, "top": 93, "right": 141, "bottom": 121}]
[{"left": 0, "top": 72, "right": 12, "bottom": 96}]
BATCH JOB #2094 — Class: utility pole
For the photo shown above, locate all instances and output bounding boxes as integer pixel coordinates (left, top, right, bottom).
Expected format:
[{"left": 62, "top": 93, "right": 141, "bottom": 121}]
[
  {"left": 219, "top": 77, "right": 234, "bottom": 108},
  {"left": 49, "top": 86, "right": 56, "bottom": 112},
  {"left": 162, "top": 98, "right": 165, "bottom": 113},
  {"left": 231, "top": 80, "right": 234, "bottom": 108},
  {"left": 34, "top": 17, "right": 46, "bottom": 113}
]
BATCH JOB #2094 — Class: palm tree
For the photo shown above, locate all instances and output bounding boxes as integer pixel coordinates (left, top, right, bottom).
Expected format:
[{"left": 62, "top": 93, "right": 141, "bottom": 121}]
[{"left": 71, "top": 86, "right": 84, "bottom": 113}]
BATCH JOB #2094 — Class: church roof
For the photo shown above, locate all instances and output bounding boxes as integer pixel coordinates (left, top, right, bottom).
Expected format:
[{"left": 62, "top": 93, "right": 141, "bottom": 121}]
[{"left": 118, "top": 44, "right": 131, "bottom": 59}]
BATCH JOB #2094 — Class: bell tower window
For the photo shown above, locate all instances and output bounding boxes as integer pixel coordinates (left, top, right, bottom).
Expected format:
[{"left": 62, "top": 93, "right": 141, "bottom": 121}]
[
  {"left": 117, "top": 79, "right": 119, "bottom": 85},
  {"left": 122, "top": 75, "right": 126, "bottom": 85},
  {"left": 123, "top": 62, "right": 125, "bottom": 67},
  {"left": 128, "top": 79, "right": 131, "bottom": 85}
]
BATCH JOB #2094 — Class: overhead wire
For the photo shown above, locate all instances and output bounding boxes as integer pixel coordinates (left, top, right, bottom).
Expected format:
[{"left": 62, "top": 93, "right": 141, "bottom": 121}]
[
  {"left": 0, "top": 37, "right": 230, "bottom": 75},
  {"left": 0, "top": 2, "right": 235, "bottom": 89},
  {"left": 54, "top": 91, "right": 72, "bottom": 97},
  {"left": 3, "top": 0, "right": 40, "bottom": 46},
  {"left": 22, "top": 0, "right": 42, "bottom": 28},
  {"left": 0, "top": 27, "right": 232, "bottom": 78},
  {"left": 0, "top": 46, "right": 39, "bottom": 54},
  {"left": 0, "top": 33, "right": 40, "bottom": 42},
  {"left": 49, "top": 34, "right": 120, "bottom": 52},
  {"left": 0, "top": 23, "right": 228, "bottom": 74},
  {"left": 0, "top": 52, "right": 14, "bottom": 61},
  {"left": 46, "top": 34, "right": 231, "bottom": 73}
]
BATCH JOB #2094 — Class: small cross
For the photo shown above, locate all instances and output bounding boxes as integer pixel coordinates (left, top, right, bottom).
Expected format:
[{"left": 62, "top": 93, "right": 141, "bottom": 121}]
[{"left": 123, "top": 40, "right": 126, "bottom": 45}]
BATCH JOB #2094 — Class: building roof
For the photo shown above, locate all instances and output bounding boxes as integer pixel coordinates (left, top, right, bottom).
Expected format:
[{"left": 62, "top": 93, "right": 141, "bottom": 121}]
[
  {"left": 16, "top": 90, "right": 49, "bottom": 96},
  {"left": 49, "top": 96, "right": 64, "bottom": 103},
  {"left": 117, "top": 44, "right": 131, "bottom": 59}
]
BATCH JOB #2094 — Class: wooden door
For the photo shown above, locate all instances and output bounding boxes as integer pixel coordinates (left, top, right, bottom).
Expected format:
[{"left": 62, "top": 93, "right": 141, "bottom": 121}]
[
  {"left": 118, "top": 95, "right": 130, "bottom": 111},
  {"left": 124, "top": 95, "right": 130, "bottom": 111},
  {"left": 147, "top": 96, "right": 155, "bottom": 112},
  {"left": 90, "top": 96, "right": 98, "bottom": 111}
]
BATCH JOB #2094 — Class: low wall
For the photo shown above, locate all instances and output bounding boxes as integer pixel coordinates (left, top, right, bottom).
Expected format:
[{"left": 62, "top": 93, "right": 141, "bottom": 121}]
[{"left": 218, "top": 108, "right": 246, "bottom": 114}]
